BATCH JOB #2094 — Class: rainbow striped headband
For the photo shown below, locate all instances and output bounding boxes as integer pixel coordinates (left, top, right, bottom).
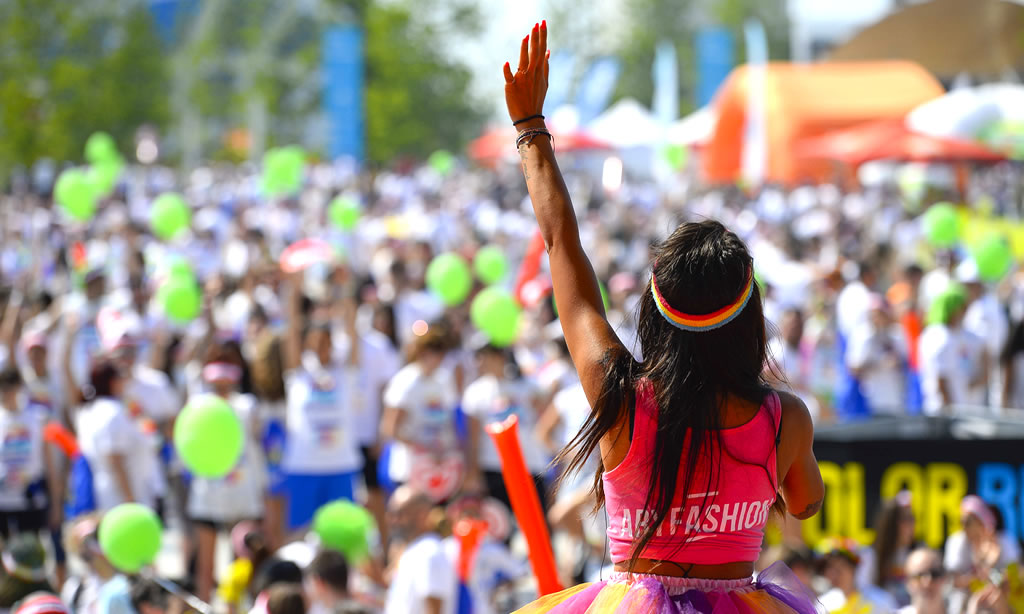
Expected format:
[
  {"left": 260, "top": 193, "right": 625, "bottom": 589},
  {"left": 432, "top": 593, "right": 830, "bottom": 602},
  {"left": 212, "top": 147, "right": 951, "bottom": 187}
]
[{"left": 651, "top": 267, "right": 755, "bottom": 332}]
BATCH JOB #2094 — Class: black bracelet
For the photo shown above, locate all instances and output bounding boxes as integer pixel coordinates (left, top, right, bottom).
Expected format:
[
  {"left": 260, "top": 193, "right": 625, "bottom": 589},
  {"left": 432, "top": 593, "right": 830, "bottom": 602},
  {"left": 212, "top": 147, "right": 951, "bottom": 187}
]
[{"left": 513, "top": 114, "right": 545, "bottom": 126}]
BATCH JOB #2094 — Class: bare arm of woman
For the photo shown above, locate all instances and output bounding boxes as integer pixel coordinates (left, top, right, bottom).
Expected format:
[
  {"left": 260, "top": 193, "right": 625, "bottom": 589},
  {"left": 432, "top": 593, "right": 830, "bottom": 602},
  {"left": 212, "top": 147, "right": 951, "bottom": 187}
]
[
  {"left": 62, "top": 316, "right": 84, "bottom": 407},
  {"left": 464, "top": 416, "right": 484, "bottom": 491},
  {"left": 534, "top": 399, "right": 562, "bottom": 455},
  {"left": 0, "top": 289, "right": 22, "bottom": 357},
  {"left": 341, "top": 296, "right": 360, "bottom": 368},
  {"left": 379, "top": 406, "right": 415, "bottom": 448},
  {"left": 44, "top": 442, "right": 64, "bottom": 529},
  {"left": 283, "top": 272, "right": 304, "bottom": 372},
  {"left": 503, "top": 22, "right": 624, "bottom": 405},
  {"left": 108, "top": 453, "right": 136, "bottom": 503},
  {"left": 776, "top": 391, "right": 824, "bottom": 520}
]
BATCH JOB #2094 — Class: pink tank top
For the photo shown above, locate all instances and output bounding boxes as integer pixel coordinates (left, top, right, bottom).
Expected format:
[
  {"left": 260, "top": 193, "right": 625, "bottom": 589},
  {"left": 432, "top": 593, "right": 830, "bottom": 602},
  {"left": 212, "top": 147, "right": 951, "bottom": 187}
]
[{"left": 603, "top": 382, "right": 781, "bottom": 565}]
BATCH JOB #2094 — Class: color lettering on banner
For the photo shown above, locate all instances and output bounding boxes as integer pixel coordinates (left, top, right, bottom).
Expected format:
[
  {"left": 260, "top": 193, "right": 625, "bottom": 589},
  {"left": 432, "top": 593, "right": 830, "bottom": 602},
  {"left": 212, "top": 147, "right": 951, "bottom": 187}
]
[
  {"left": 805, "top": 461, "right": 970, "bottom": 548},
  {"left": 812, "top": 438, "right": 1024, "bottom": 545}
]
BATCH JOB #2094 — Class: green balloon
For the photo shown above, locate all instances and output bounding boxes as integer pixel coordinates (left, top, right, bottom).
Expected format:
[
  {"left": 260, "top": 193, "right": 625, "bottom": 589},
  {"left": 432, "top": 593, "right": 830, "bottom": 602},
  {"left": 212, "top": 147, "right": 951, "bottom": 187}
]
[
  {"left": 55, "top": 168, "right": 98, "bottom": 221},
  {"left": 174, "top": 394, "right": 244, "bottom": 478},
  {"left": 426, "top": 252, "right": 473, "bottom": 307},
  {"left": 552, "top": 282, "right": 609, "bottom": 317},
  {"left": 923, "top": 203, "right": 960, "bottom": 247},
  {"left": 85, "top": 131, "right": 119, "bottom": 165},
  {"left": 313, "top": 500, "right": 375, "bottom": 563},
  {"left": 971, "top": 233, "right": 1013, "bottom": 282},
  {"left": 663, "top": 143, "right": 689, "bottom": 170},
  {"left": 158, "top": 278, "right": 202, "bottom": 323},
  {"left": 88, "top": 158, "right": 123, "bottom": 197},
  {"left": 471, "top": 287, "right": 521, "bottom": 347},
  {"left": 157, "top": 257, "right": 195, "bottom": 285},
  {"left": 473, "top": 246, "right": 507, "bottom": 284},
  {"left": 329, "top": 196, "right": 362, "bottom": 231},
  {"left": 98, "top": 503, "right": 162, "bottom": 573},
  {"left": 428, "top": 150, "right": 455, "bottom": 176},
  {"left": 151, "top": 193, "right": 192, "bottom": 240},
  {"left": 262, "top": 146, "right": 305, "bottom": 197},
  {"left": 927, "top": 283, "right": 967, "bottom": 326}
]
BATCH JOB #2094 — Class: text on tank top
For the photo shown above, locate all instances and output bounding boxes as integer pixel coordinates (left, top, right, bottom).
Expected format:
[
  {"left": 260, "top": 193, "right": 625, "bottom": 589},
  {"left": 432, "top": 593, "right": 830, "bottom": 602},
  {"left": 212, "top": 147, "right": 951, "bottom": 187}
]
[{"left": 602, "top": 381, "right": 781, "bottom": 565}]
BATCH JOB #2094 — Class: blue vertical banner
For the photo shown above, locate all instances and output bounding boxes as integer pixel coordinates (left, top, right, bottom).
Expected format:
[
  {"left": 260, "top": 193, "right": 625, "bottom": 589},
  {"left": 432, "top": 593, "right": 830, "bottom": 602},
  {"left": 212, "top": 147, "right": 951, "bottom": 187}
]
[
  {"left": 652, "top": 40, "right": 679, "bottom": 126},
  {"left": 323, "top": 25, "right": 365, "bottom": 163},
  {"left": 695, "top": 27, "right": 735, "bottom": 107},
  {"left": 575, "top": 57, "right": 621, "bottom": 125},
  {"left": 544, "top": 51, "right": 577, "bottom": 112},
  {"left": 741, "top": 19, "right": 768, "bottom": 187}
]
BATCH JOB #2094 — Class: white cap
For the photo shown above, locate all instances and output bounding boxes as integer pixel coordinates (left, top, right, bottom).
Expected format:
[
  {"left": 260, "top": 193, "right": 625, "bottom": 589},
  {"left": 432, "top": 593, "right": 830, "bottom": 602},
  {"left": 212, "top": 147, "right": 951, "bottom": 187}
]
[{"left": 955, "top": 258, "right": 980, "bottom": 284}]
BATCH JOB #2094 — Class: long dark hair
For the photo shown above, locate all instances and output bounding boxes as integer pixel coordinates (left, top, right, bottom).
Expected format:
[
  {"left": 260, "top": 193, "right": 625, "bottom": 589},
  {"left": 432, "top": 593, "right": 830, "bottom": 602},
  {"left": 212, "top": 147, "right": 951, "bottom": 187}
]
[
  {"left": 872, "top": 496, "right": 913, "bottom": 586},
  {"left": 557, "top": 220, "right": 777, "bottom": 572}
]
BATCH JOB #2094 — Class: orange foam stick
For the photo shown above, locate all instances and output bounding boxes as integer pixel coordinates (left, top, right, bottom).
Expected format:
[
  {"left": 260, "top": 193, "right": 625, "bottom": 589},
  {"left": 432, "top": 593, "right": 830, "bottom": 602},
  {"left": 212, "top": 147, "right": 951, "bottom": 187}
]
[
  {"left": 44, "top": 421, "right": 79, "bottom": 458},
  {"left": 454, "top": 517, "right": 488, "bottom": 582},
  {"left": 485, "top": 415, "right": 562, "bottom": 596}
]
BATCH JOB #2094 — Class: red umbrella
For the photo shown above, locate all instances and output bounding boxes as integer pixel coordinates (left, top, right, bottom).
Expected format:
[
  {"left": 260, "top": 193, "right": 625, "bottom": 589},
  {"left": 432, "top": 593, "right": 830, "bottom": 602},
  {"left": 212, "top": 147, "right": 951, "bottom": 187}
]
[
  {"left": 797, "top": 119, "right": 1005, "bottom": 167},
  {"left": 468, "top": 125, "right": 610, "bottom": 163}
]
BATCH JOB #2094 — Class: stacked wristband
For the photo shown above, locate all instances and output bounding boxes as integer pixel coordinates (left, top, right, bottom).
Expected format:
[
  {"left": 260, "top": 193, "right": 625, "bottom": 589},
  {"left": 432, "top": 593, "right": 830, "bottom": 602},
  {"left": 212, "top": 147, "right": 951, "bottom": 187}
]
[{"left": 516, "top": 128, "right": 553, "bottom": 149}]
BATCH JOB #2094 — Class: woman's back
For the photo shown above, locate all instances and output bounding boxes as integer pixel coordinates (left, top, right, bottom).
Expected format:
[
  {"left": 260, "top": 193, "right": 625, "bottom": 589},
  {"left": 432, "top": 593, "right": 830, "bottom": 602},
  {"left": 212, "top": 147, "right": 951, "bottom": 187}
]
[{"left": 603, "top": 383, "right": 781, "bottom": 566}]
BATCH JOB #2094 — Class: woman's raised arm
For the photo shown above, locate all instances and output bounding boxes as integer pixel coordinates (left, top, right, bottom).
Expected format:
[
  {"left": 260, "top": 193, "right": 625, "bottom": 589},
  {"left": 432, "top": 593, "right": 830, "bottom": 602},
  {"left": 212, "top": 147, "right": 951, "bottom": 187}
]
[{"left": 503, "top": 22, "right": 624, "bottom": 404}]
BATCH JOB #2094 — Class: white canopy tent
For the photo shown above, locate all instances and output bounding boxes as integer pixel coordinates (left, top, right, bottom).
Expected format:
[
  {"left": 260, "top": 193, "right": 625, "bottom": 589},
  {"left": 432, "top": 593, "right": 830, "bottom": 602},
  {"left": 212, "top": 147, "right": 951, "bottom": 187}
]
[
  {"left": 906, "top": 83, "right": 1024, "bottom": 138},
  {"left": 667, "top": 107, "right": 715, "bottom": 147},
  {"left": 587, "top": 99, "right": 664, "bottom": 148}
]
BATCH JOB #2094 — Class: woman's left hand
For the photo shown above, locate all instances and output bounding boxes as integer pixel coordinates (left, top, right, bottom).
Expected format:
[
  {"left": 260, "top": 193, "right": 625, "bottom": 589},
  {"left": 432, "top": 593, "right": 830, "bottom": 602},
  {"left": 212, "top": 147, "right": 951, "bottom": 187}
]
[{"left": 503, "top": 22, "right": 549, "bottom": 124}]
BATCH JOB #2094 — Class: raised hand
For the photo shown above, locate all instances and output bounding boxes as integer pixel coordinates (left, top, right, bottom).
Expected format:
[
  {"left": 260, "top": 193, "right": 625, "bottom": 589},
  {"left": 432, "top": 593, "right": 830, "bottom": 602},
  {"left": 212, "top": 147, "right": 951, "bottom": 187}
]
[{"left": 503, "top": 21, "right": 549, "bottom": 124}]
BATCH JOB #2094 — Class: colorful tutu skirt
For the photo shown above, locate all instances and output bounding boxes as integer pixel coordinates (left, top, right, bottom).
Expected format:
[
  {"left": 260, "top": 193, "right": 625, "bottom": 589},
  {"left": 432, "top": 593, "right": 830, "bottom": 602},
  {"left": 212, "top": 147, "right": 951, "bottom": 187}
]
[{"left": 514, "top": 562, "right": 819, "bottom": 614}]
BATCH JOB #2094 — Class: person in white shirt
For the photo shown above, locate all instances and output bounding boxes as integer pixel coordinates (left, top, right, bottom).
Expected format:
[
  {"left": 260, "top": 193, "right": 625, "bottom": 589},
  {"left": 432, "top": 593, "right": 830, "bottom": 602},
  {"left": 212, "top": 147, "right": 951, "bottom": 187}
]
[
  {"left": 380, "top": 328, "right": 460, "bottom": 500},
  {"left": 186, "top": 344, "right": 267, "bottom": 603},
  {"left": 109, "top": 331, "right": 178, "bottom": 516},
  {"left": 342, "top": 301, "right": 401, "bottom": 547},
  {"left": 281, "top": 274, "right": 363, "bottom": 532},
  {"left": 957, "top": 260, "right": 1009, "bottom": 408},
  {"left": 766, "top": 308, "right": 821, "bottom": 422},
  {"left": 73, "top": 361, "right": 154, "bottom": 513},
  {"left": 0, "top": 367, "right": 58, "bottom": 539},
  {"left": 846, "top": 296, "right": 907, "bottom": 416},
  {"left": 384, "top": 486, "right": 455, "bottom": 614},
  {"left": 918, "top": 286, "right": 982, "bottom": 415},
  {"left": 944, "top": 495, "right": 1020, "bottom": 589},
  {"left": 836, "top": 262, "right": 877, "bottom": 342},
  {"left": 462, "top": 342, "right": 548, "bottom": 513}
]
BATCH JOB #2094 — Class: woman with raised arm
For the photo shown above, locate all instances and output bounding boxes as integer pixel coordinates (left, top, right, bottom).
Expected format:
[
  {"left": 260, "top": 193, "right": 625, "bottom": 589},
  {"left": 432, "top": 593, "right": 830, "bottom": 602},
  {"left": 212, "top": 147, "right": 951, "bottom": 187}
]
[{"left": 506, "top": 22, "right": 824, "bottom": 613}]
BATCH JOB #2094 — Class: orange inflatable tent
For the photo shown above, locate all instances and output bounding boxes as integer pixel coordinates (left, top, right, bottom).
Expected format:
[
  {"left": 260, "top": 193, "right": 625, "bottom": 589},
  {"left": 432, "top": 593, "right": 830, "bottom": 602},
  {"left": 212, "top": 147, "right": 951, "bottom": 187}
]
[{"left": 702, "top": 61, "right": 945, "bottom": 185}]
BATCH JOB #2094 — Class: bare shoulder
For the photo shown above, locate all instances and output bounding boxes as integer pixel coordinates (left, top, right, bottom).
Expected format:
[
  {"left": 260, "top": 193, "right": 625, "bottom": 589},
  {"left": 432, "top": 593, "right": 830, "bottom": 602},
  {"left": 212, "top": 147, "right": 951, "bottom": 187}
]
[
  {"left": 773, "top": 389, "right": 815, "bottom": 472},
  {"left": 776, "top": 390, "right": 814, "bottom": 438}
]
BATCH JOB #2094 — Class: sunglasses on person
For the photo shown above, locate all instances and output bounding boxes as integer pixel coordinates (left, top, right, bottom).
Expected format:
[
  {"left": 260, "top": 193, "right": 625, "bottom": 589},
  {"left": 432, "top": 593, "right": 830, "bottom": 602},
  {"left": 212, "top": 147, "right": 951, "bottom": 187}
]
[{"left": 909, "top": 567, "right": 945, "bottom": 580}]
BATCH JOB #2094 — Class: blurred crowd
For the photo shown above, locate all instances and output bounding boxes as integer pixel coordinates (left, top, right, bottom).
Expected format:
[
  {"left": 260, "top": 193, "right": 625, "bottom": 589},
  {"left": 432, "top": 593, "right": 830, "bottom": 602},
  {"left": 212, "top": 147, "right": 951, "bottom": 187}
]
[{"left": 0, "top": 156, "right": 1022, "bottom": 613}]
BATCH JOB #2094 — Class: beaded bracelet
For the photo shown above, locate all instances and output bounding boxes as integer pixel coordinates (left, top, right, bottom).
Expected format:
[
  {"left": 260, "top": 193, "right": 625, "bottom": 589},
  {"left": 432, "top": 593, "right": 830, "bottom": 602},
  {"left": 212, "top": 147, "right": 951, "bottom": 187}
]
[{"left": 516, "top": 128, "right": 553, "bottom": 150}]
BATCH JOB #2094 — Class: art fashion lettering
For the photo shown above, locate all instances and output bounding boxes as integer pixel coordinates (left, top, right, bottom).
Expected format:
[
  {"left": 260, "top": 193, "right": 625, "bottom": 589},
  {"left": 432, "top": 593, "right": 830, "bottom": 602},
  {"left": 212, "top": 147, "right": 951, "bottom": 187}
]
[{"left": 613, "top": 496, "right": 775, "bottom": 539}]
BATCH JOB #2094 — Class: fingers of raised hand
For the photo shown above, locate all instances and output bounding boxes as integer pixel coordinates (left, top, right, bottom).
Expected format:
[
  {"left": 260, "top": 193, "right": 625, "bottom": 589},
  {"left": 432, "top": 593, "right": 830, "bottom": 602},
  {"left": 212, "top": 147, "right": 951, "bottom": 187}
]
[
  {"left": 540, "top": 20, "right": 548, "bottom": 59},
  {"left": 518, "top": 35, "right": 529, "bottom": 73},
  {"left": 529, "top": 23, "right": 540, "bottom": 70},
  {"left": 503, "top": 62, "right": 514, "bottom": 84}
]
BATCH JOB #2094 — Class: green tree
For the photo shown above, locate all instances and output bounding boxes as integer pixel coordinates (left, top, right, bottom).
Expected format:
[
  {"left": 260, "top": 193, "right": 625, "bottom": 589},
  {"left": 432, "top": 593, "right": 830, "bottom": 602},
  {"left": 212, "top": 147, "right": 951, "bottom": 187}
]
[
  {"left": 363, "top": 1, "right": 486, "bottom": 164},
  {"left": 609, "top": 0, "right": 788, "bottom": 112},
  {"left": 0, "top": 0, "right": 169, "bottom": 172}
]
